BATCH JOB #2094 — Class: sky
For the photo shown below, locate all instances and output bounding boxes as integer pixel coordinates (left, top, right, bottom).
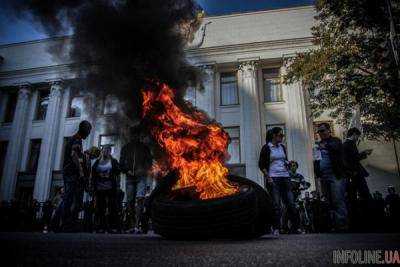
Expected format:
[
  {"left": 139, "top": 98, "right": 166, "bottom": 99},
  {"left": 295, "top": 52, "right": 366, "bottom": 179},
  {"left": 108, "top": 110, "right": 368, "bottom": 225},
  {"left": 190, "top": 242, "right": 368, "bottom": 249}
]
[{"left": 0, "top": 0, "right": 314, "bottom": 45}]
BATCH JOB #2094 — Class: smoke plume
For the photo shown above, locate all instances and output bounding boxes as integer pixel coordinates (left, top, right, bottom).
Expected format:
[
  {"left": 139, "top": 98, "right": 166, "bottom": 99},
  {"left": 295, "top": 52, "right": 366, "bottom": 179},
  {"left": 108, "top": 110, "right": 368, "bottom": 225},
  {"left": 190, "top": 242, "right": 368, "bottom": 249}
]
[{"left": 5, "top": 0, "right": 203, "bottom": 122}]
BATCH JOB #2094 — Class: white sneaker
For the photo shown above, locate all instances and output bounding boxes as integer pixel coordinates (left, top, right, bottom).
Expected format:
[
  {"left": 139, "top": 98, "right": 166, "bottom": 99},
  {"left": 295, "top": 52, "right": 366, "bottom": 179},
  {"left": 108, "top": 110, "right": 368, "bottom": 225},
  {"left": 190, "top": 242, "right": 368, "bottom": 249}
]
[{"left": 272, "top": 229, "right": 280, "bottom": 237}]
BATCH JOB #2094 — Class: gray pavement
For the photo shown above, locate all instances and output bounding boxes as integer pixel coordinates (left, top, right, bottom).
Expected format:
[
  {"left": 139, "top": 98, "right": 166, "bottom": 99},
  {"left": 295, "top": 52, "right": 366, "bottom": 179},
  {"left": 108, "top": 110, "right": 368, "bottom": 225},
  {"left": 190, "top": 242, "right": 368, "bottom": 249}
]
[{"left": 0, "top": 232, "right": 399, "bottom": 266}]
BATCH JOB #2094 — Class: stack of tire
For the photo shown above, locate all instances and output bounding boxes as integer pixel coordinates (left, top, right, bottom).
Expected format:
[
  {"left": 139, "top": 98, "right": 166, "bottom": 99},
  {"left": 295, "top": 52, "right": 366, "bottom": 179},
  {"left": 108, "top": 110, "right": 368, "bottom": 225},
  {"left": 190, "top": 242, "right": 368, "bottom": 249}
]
[{"left": 149, "top": 174, "right": 273, "bottom": 240}]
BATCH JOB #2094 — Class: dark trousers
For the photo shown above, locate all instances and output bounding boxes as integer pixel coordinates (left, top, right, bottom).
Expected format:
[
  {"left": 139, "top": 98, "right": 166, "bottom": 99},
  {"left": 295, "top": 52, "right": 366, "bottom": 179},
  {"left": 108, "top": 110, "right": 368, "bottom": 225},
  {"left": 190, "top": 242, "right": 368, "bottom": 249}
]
[
  {"left": 348, "top": 175, "right": 371, "bottom": 231},
  {"left": 51, "top": 203, "right": 63, "bottom": 231},
  {"left": 61, "top": 175, "right": 84, "bottom": 230},
  {"left": 95, "top": 189, "right": 116, "bottom": 231},
  {"left": 267, "top": 177, "right": 299, "bottom": 231},
  {"left": 348, "top": 175, "right": 371, "bottom": 201}
]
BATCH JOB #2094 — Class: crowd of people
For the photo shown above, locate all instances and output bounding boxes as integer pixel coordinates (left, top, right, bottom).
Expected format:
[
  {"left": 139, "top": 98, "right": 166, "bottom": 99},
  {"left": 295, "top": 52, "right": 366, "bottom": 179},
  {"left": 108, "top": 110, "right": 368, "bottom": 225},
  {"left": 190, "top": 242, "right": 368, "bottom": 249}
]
[
  {"left": 0, "top": 120, "right": 399, "bottom": 235},
  {"left": 0, "top": 121, "right": 153, "bottom": 234},
  {"left": 259, "top": 123, "right": 400, "bottom": 236}
]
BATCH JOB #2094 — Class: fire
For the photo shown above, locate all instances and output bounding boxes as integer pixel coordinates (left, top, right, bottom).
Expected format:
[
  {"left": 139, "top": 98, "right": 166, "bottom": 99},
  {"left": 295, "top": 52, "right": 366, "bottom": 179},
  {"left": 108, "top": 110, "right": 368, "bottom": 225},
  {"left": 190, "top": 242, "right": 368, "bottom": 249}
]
[{"left": 142, "top": 83, "right": 239, "bottom": 199}]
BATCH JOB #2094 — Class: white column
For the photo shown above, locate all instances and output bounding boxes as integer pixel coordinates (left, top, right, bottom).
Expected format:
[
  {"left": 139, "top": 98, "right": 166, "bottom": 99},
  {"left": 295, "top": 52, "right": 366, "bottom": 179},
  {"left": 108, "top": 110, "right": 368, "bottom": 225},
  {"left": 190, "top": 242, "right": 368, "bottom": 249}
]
[
  {"left": 197, "top": 65, "right": 216, "bottom": 118},
  {"left": 33, "top": 82, "right": 63, "bottom": 202},
  {"left": 282, "top": 64, "right": 314, "bottom": 188},
  {"left": 238, "top": 61, "right": 263, "bottom": 184},
  {"left": 54, "top": 87, "right": 70, "bottom": 170},
  {"left": 0, "top": 86, "right": 30, "bottom": 201}
]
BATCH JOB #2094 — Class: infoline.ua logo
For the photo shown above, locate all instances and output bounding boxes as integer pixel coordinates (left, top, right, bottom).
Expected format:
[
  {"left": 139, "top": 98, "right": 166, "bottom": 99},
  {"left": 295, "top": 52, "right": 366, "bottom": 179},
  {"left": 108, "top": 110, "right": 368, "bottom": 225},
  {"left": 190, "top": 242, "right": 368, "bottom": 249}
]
[{"left": 333, "top": 250, "right": 400, "bottom": 264}]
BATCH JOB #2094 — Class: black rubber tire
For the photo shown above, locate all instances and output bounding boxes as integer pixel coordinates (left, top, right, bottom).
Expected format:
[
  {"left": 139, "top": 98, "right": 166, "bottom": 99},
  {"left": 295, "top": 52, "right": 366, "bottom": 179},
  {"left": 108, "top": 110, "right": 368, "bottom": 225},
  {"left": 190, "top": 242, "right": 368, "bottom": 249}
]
[{"left": 149, "top": 173, "right": 273, "bottom": 240}]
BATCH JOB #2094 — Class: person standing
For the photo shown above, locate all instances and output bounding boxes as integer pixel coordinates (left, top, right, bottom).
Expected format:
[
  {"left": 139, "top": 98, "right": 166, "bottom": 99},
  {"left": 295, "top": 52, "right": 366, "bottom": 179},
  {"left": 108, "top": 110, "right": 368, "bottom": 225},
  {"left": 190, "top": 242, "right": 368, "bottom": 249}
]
[
  {"left": 343, "top": 127, "right": 372, "bottom": 200},
  {"left": 314, "top": 123, "right": 348, "bottom": 232},
  {"left": 61, "top": 120, "right": 92, "bottom": 232},
  {"left": 120, "top": 126, "right": 152, "bottom": 232},
  {"left": 92, "top": 145, "right": 120, "bottom": 233},
  {"left": 343, "top": 127, "right": 373, "bottom": 231},
  {"left": 259, "top": 127, "right": 300, "bottom": 236}
]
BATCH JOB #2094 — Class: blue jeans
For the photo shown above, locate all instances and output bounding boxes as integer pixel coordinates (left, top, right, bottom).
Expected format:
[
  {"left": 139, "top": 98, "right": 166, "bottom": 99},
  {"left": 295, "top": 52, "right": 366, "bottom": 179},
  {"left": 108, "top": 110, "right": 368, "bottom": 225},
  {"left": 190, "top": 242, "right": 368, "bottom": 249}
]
[
  {"left": 267, "top": 177, "right": 299, "bottom": 230},
  {"left": 320, "top": 175, "right": 348, "bottom": 230}
]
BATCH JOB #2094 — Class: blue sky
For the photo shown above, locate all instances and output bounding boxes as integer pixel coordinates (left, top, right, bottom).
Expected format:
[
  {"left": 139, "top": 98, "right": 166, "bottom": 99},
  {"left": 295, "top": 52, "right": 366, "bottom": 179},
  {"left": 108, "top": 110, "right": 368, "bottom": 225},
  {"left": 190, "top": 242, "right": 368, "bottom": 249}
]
[{"left": 0, "top": 0, "right": 314, "bottom": 45}]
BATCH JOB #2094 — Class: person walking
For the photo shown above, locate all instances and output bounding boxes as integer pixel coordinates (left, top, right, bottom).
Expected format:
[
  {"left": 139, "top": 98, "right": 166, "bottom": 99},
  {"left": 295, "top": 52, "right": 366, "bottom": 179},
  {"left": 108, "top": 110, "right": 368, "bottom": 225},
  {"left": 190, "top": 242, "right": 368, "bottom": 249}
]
[
  {"left": 259, "top": 127, "right": 300, "bottom": 236},
  {"left": 314, "top": 123, "right": 348, "bottom": 232},
  {"left": 60, "top": 120, "right": 92, "bottom": 232},
  {"left": 92, "top": 145, "right": 120, "bottom": 233}
]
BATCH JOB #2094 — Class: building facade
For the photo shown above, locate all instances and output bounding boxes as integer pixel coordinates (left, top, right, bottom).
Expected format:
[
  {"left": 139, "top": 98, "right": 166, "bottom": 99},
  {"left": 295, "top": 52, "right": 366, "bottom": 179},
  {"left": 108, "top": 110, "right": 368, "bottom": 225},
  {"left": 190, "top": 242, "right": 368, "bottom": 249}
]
[{"left": 0, "top": 6, "right": 398, "bottom": 203}]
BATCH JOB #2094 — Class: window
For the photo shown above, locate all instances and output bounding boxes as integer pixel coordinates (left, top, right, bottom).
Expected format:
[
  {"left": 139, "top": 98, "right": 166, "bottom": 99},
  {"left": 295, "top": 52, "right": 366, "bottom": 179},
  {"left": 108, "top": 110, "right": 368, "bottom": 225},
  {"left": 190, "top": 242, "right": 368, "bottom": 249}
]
[
  {"left": 99, "top": 135, "right": 118, "bottom": 156},
  {"left": 103, "top": 95, "right": 119, "bottom": 115},
  {"left": 27, "top": 139, "right": 42, "bottom": 173},
  {"left": 266, "top": 124, "right": 287, "bottom": 146},
  {"left": 263, "top": 68, "right": 283, "bottom": 103},
  {"left": 225, "top": 127, "right": 241, "bottom": 164},
  {"left": 67, "top": 88, "right": 83, "bottom": 118},
  {"left": 35, "top": 89, "right": 50, "bottom": 120},
  {"left": 220, "top": 72, "right": 239, "bottom": 106},
  {"left": 184, "top": 87, "right": 196, "bottom": 106},
  {"left": 3, "top": 91, "right": 17, "bottom": 123},
  {"left": 0, "top": 141, "right": 8, "bottom": 182}
]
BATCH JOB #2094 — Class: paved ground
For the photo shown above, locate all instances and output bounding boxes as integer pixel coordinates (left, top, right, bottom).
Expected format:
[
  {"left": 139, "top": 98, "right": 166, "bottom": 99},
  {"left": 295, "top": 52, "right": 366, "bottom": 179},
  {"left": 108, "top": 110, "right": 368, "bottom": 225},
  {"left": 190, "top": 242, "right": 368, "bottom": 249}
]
[{"left": 0, "top": 232, "right": 399, "bottom": 266}]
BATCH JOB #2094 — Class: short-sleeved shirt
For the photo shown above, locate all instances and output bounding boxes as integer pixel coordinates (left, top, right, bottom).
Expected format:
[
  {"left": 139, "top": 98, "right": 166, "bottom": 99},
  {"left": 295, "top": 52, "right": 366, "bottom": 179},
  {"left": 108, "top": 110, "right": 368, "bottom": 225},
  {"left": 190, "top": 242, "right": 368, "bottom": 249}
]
[{"left": 63, "top": 135, "right": 84, "bottom": 176}]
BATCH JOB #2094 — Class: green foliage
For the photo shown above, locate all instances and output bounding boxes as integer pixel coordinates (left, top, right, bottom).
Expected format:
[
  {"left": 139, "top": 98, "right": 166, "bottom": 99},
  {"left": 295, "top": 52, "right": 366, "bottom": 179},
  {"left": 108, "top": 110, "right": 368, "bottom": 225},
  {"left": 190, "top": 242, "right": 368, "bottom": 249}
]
[{"left": 285, "top": 0, "right": 400, "bottom": 140}]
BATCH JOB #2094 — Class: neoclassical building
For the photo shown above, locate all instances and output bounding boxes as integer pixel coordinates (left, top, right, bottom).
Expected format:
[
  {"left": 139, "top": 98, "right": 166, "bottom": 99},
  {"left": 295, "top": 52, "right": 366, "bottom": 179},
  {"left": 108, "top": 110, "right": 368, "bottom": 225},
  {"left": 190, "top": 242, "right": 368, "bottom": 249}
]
[{"left": 0, "top": 5, "right": 398, "bottom": 203}]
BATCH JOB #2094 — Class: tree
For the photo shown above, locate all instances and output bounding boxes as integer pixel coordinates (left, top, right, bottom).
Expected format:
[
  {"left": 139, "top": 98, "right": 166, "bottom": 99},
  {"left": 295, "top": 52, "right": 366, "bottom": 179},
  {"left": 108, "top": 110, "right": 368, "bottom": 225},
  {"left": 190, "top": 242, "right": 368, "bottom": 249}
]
[{"left": 284, "top": 0, "right": 400, "bottom": 141}]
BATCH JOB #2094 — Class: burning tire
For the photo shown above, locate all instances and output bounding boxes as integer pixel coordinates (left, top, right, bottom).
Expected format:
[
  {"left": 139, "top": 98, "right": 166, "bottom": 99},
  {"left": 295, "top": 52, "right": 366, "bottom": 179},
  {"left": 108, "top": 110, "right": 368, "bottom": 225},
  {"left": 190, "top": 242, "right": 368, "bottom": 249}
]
[{"left": 149, "top": 174, "right": 273, "bottom": 240}]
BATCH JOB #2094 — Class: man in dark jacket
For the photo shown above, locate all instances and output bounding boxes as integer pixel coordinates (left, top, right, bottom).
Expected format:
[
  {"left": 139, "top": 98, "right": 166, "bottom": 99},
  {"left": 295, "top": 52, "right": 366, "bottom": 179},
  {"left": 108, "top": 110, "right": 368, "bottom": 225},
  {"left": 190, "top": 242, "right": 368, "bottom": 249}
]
[
  {"left": 61, "top": 120, "right": 92, "bottom": 232},
  {"left": 343, "top": 127, "right": 372, "bottom": 200},
  {"left": 343, "top": 127, "right": 372, "bottom": 231},
  {"left": 314, "top": 123, "right": 348, "bottom": 232},
  {"left": 120, "top": 126, "right": 152, "bottom": 202},
  {"left": 120, "top": 126, "right": 152, "bottom": 232}
]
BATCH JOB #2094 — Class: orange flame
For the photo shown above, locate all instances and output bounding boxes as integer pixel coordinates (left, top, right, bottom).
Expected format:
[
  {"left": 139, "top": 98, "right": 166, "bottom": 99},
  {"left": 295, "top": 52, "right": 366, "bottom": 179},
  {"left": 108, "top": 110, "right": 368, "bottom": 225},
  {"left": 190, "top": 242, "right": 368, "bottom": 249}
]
[{"left": 142, "top": 83, "right": 238, "bottom": 199}]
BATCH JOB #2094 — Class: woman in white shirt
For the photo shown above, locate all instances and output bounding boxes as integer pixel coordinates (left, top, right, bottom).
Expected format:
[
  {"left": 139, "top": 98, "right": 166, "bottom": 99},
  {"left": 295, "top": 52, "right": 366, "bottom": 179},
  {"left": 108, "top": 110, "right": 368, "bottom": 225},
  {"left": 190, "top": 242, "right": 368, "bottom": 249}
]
[{"left": 258, "top": 127, "right": 300, "bottom": 236}]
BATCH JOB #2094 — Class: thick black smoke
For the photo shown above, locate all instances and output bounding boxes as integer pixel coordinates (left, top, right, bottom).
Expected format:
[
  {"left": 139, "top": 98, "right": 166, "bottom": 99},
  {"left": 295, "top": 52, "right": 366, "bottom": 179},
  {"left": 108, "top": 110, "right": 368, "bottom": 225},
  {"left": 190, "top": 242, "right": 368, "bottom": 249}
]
[{"left": 5, "top": 0, "right": 202, "bottom": 122}]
